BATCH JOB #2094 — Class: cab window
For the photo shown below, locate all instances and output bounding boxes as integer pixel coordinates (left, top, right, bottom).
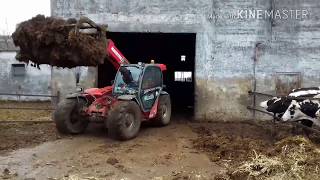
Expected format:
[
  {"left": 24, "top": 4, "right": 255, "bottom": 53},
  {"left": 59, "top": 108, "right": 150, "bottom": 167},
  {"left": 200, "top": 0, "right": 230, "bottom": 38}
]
[
  {"left": 141, "top": 66, "right": 162, "bottom": 90},
  {"left": 140, "top": 66, "right": 162, "bottom": 110}
]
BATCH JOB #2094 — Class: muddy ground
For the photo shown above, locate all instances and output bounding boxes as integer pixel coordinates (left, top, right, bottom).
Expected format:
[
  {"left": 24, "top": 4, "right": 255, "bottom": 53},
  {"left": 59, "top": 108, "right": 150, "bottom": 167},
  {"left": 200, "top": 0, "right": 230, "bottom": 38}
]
[
  {"left": 0, "top": 101, "right": 52, "bottom": 121},
  {"left": 0, "top": 101, "right": 57, "bottom": 154},
  {"left": 192, "top": 121, "right": 315, "bottom": 164},
  {"left": 192, "top": 121, "right": 320, "bottom": 180},
  {"left": 1, "top": 110, "right": 320, "bottom": 179},
  {"left": 0, "top": 121, "right": 223, "bottom": 180},
  {"left": 0, "top": 122, "right": 61, "bottom": 155}
]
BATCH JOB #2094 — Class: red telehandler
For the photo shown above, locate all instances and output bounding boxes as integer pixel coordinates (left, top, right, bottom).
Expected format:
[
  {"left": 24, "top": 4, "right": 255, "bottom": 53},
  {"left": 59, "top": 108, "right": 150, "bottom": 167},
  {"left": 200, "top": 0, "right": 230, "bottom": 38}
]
[{"left": 53, "top": 17, "right": 171, "bottom": 140}]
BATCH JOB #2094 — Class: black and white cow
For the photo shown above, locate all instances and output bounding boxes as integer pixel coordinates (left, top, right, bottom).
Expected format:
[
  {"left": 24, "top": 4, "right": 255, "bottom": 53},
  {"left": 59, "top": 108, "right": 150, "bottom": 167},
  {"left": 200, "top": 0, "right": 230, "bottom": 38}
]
[
  {"left": 260, "top": 87, "right": 320, "bottom": 127},
  {"left": 260, "top": 97, "right": 293, "bottom": 117},
  {"left": 282, "top": 100, "right": 320, "bottom": 127}
]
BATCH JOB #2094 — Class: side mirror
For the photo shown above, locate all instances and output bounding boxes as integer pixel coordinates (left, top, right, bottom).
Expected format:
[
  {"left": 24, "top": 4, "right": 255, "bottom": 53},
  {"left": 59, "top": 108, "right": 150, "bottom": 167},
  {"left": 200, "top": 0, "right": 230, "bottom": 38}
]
[{"left": 111, "top": 80, "right": 115, "bottom": 85}]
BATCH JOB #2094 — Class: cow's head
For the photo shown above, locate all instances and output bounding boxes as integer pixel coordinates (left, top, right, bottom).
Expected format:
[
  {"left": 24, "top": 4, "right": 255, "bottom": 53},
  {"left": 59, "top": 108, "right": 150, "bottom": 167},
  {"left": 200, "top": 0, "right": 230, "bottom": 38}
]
[
  {"left": 260, "top": 97, "right": 292, "bottom": 114},
  {"left": 282, "top": 100, "right": 302, "bottom": 122},
  {"left": 260, "top": 97, "right": 278, "bottom": 109},
  {"left": 281, "top": 100, "right": 319, "bottom": 122}
]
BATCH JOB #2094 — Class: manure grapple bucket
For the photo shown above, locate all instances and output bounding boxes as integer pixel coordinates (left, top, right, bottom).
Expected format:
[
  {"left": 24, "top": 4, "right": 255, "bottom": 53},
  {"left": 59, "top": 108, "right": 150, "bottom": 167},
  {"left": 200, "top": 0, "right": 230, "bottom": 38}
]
[{"left": 12, "top": 15, "right": 108, "bottom": 68}]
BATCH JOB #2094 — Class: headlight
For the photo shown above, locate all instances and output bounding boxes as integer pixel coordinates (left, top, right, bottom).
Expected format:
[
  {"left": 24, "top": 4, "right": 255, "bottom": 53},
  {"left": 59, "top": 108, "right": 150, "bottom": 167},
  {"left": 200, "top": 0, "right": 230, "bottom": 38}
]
[{"left": 76, "top": 87, "right": 84, "bottom": 92}]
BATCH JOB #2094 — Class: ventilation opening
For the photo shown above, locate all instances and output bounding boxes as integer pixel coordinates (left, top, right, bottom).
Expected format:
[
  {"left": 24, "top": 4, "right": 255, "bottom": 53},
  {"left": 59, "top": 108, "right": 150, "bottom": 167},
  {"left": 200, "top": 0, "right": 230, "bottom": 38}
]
[{"left": 11, "top": 63, "right": 26, "bottom": 76}]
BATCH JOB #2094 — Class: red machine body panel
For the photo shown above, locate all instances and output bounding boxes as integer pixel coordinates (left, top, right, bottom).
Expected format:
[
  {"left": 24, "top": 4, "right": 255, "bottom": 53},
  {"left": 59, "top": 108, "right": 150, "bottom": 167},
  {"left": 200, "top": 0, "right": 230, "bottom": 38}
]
[
  {"left": 80, "top": 39, "right": 165, "bottom": 121},
  {"left": 106, "top": 40, "right": 130, "bottom": 69}
]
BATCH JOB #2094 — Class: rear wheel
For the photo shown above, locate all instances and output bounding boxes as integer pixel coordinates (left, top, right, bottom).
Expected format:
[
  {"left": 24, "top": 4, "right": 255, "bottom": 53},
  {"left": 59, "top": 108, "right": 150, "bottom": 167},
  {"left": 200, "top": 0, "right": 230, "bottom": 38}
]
[
  {"left": 152, "top": 95, "right": 172, "bottom": 126},
  {"left": 53, "top": 98, "right": 89, "bottom": 134},
  {"left": 106, "top": 101, "right": 141, "bottom": 140}
]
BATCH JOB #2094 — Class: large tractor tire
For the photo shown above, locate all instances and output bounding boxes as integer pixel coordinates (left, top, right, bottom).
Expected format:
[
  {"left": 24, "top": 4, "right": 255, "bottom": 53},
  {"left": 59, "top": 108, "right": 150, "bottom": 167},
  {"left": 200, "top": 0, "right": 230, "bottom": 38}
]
[
  {"left": 53, "top": 98, "right": 89, "bottom": 134},
  {"left": 152, "top": 95, "right": 172, "bottom": 126},
  {"left": 106, "top": 101, "right": 142, "bottom": 141}
]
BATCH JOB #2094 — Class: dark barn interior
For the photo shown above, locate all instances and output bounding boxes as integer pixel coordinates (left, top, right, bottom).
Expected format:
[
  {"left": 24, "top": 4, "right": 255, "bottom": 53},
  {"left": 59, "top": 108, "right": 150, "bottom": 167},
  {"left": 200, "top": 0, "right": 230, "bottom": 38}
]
[{"left": 98, "top": 32, "right": 196, "bottom": 115}]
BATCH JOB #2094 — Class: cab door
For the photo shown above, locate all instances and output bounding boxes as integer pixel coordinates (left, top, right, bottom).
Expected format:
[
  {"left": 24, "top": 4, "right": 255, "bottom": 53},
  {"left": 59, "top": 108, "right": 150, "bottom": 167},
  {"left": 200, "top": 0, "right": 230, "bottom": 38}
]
[{"left": 139, "top": 66, "right": 163, "bottom": 111}]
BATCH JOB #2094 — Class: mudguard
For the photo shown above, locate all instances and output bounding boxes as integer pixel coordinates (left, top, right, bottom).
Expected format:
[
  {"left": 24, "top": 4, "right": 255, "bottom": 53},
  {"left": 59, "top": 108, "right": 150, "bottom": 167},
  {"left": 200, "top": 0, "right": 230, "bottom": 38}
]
[
  {"left": 66, "top": 93, "right": 91, "bottom": 105},
  {"left": 66, "top": 93, "right": 84, "bottom": 99}
]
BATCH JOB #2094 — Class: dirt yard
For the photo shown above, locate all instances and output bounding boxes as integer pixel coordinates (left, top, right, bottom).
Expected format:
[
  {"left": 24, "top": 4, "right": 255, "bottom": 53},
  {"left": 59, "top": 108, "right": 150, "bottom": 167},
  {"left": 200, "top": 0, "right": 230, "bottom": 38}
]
[
  {"left": 1, "top": 106, "right": 320, "bottom": 179},
  {"left": 0, "top": 101, "right": 53, "bottom": 121},
  {"left": 0, "top": 122, "right": 61, "bottom": 155},
  {"left": 0, "top": 121, "right": 223, "bottom": 180}
]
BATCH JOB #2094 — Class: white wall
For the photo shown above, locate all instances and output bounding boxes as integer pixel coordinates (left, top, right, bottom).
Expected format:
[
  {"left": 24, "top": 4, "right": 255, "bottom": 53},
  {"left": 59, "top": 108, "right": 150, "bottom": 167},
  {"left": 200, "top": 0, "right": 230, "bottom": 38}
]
[{"left": 0, "top": 52, "right": 52, "bottom": 101}]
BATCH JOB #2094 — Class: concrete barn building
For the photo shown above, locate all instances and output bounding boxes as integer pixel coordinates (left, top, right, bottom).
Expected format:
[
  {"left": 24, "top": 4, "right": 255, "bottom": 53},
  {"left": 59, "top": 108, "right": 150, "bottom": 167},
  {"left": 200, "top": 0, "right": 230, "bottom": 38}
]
[
  {"left": 1, "top": 0, "right": 319, "bottom": 121},
  {"left": 0, "top": 36, "right": 51, "bottom": 101}
]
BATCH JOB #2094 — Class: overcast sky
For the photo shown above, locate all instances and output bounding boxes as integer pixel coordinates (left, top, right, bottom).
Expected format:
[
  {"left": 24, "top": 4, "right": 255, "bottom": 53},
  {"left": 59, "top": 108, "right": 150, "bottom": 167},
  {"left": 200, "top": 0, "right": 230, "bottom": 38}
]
[{"left": 0, "top": 0, "right": 50, "bottom": 35}]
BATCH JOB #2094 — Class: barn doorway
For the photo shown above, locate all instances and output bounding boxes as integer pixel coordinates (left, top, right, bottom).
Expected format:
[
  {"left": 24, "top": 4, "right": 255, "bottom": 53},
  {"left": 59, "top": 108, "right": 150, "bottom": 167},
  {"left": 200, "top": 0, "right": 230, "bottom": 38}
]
[{"left": 98, "top": 32, "right": 196, "bottom": 116}]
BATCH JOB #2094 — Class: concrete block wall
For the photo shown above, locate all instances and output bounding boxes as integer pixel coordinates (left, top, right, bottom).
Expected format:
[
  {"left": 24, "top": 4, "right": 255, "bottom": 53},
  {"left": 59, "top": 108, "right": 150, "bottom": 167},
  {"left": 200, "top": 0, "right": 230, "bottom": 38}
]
[
  {"left": 51, "top": 0, "right": 320, "bottom": 121},
  {"left": 254, "top": 0, "right": 320, "bottom": 119},
  {"left": 256, "top": 0, "right": 320, "bottom": 92}
]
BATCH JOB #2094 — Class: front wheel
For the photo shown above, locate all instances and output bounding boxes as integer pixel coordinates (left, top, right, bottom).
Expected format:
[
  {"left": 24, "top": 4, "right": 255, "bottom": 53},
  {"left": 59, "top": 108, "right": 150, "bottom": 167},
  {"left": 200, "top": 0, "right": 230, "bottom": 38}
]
[
  {"left": 53, "top": 98, "right": 89, "bottom": 134},
  {"left": 152, "top": 95, "right": 172, "bottom": 126},
  {"left": 106, "top": 101, "right": 142, "bottom": 141}
]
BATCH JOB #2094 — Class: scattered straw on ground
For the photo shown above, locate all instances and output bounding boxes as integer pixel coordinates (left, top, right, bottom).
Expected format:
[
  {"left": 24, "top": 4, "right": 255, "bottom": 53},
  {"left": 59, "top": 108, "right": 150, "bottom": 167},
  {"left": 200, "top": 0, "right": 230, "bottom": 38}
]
[
  {"left": 190, "top": 122, "right": 320, "bottom": 180},
  {"left": 231, "top": 136, "right": 320, "bottom": 180},
  {"left": 0, "top": 101, "right": 52, "bottom": 121}
]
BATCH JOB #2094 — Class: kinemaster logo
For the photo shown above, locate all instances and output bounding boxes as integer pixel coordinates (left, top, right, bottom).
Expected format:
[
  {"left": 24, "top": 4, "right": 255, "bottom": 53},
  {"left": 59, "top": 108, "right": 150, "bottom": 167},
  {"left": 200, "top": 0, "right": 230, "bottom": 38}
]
[{"left": 209, "top": 9, "right": 311, "bottom": 21}]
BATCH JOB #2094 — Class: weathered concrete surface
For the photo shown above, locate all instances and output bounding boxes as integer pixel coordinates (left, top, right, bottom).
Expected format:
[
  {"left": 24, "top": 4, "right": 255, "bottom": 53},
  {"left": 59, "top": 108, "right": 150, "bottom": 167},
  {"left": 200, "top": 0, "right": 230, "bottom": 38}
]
[
  {"left": 51, "top": 67, "right": 97, "bottom": 102},
  {"left": 0, "top": 52, "right": 51, "bottom": 101},
  {"left": 0, "top": 36, "right": 17, "bottom": 51},
  {"left": 51, "top": 0, "right": 320, "bottom": 121}
]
